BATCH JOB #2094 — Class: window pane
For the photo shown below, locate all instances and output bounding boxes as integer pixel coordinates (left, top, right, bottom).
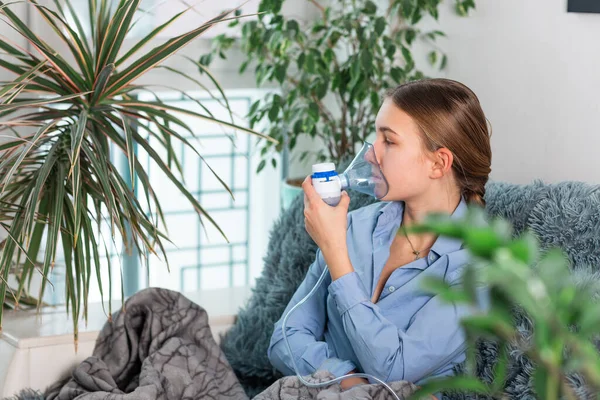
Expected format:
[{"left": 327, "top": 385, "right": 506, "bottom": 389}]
[{"left": 139, "top": 92, "right": 252, "bottom": 292}]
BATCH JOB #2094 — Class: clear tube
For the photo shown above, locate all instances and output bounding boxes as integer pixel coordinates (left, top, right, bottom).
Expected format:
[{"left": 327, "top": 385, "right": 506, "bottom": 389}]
[
  {"left": 280, "top": 264, "right": 469, "bottom": 399},
  {"left": 281, "top": 266, "right": 401, "bottom": 400}
]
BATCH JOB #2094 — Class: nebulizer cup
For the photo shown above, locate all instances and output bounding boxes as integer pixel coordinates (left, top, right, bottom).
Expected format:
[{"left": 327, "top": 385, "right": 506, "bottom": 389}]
[
  {"left": 311, "top": 142, "right": 389, "bottom": 206},
  {"left": 281, "top": 142, "right": 401, "bottom": 400}
]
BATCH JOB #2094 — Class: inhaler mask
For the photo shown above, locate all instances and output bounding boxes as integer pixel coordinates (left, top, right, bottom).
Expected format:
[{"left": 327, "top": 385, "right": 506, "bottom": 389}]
[{"left": 311, "top": 142, "right": 389, "bottom": 206}]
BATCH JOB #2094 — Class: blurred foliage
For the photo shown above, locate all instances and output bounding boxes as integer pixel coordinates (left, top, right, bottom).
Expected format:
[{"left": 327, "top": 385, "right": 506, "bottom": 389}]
[{"left": 409, "top": 208, "right": 600, "bottom": 400}]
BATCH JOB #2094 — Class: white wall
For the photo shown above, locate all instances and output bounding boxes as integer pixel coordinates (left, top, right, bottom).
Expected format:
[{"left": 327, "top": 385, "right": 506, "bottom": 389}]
[{"left": 422, "top": 0, "right": 600, "bottom": 184}]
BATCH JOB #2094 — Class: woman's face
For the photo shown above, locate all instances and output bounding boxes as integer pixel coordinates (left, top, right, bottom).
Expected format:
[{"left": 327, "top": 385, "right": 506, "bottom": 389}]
[{"left": 372, "top": 98, "right": 436, "bottom": 202}]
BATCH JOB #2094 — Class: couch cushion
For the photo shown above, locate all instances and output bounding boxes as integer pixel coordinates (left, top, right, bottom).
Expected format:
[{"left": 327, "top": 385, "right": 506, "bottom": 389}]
[
  {"left": 528, "top": 181, "right": 600, "bottom": 270},
  {"left": 484, "top": 180, "right": 549, "bottom": 235}
]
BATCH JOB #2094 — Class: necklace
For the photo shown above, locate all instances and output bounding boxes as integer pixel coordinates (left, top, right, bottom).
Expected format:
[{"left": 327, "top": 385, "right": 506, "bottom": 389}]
[{"left": 400, "top": 224, "right": 432, "bottom": 260}]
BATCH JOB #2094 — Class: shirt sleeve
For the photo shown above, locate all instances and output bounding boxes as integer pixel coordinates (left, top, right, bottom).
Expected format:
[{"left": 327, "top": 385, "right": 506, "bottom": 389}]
[
  {"left": 327, "top": 267, "right": 484, "bottom": 383},
  {"left": 268, "top": 248, "right": 357, "bottom": 378}
]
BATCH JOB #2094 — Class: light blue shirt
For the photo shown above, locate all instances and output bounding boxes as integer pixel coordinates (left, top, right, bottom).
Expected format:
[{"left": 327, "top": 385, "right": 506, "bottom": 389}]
[{"left": 268, "top": 199, "right": 478, "bottom": 385}]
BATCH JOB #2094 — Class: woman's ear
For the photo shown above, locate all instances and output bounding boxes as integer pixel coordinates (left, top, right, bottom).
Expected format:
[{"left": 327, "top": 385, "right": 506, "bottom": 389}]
[{"left": 430, "top": 148, "right": 454, "bottom": 179}]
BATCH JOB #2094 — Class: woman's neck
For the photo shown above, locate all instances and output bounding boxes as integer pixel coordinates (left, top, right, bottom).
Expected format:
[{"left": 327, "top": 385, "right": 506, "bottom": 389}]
[{"left": 402, "top": 190, "right": 462, "bottom": 227}]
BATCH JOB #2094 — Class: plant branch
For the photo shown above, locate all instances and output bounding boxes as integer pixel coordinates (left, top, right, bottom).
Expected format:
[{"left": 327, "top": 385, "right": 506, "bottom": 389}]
[
  {"left": 308, "top": 0, "right": 326, "bottom": 17},
  {"left": 339, "top": 95, "right": 348, "bottom": 160},
  {"left": 357, "top": 104, "right": 367, "bottom": 144}
]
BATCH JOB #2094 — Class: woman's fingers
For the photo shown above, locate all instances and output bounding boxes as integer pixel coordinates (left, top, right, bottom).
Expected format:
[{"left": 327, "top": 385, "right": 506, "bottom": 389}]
[{"left": 302, "top": 175, "right": 321, "bottom": 204}]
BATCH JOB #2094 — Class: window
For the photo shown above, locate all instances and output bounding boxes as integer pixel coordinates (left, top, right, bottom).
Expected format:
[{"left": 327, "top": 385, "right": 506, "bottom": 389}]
[
  {"left": 138, "top": 92, "right": 253, "bottom": 292},
  {"left": 47, "top": 89, "right": 280, "bottom": 305}
]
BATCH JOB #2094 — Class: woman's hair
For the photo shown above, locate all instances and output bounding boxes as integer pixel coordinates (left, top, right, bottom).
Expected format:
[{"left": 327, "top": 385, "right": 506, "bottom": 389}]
[{"left": 385, "top": 78, "right": 492, "bottom": 206}]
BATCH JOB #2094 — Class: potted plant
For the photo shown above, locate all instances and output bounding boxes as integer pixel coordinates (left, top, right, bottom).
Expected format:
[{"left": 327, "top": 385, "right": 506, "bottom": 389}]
[
  {"left": 201, "top": 0, "right": 476, "bottom": 208},
  {"left": 0, "top": 0, "right": 273, "bottom": 342},
  {"left": 409, "top": 209, "right": 600, "bottom": 399}
]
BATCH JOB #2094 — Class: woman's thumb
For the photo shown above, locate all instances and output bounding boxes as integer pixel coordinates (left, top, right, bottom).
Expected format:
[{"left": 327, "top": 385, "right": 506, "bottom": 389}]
[{"left": 340, "top": 191, "right": 350, "bottom": 209}]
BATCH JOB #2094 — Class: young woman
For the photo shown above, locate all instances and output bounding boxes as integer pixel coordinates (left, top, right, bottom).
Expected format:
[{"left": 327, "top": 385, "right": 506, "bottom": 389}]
[{"left": 268, "top": 78, "right": 492, "bottom": 392}]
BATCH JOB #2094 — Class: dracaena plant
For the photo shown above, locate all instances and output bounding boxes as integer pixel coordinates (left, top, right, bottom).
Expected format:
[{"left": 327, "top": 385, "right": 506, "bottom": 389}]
[
  {"left": 408, "top": 209, "right": 600, "bottom": 400},
  {"left": 0, "top": 0, "right": 272, "bottom": 343}
]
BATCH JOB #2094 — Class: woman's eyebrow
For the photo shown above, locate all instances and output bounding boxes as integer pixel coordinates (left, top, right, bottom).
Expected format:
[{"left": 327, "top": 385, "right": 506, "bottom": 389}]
[{"left": 378, "top": 125, "right": 399, "bottom": 135}]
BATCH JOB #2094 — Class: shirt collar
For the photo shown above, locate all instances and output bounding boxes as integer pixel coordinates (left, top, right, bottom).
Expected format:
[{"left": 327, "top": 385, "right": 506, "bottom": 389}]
[
  {"left": 374, "top": 198, "right": 467, "bottom": 257},
  {"left": 430, "top": 197, "right": 467, "bottom": 258},
  {"left": 376, "top": 201, "right": 403, "bottom": 228}
]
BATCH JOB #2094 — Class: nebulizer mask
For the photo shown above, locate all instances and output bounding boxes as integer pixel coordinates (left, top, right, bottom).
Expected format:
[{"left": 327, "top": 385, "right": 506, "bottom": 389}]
[
  {"left": 310, "top": 141, "right": 389, "bottom": 206},
  {"left": 281, "top": 142, "right": 401, "bottom": 399}
]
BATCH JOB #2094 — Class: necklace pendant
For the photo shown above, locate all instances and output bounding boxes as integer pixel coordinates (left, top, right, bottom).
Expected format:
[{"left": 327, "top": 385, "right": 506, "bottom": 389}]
[{"left": 413, "top": 250, "right": 420, "bottom": 260}]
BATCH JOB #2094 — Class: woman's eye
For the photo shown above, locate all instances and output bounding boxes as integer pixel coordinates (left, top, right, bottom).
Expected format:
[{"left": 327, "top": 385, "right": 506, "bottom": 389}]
[{"left": 384, "top": 138, "right": 393, "bottom": 145}]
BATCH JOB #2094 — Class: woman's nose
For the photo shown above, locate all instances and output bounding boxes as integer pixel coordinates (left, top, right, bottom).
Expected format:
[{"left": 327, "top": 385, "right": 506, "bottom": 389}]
[{"left": 372, "top": 140, "right": 383, "bottom": 166}]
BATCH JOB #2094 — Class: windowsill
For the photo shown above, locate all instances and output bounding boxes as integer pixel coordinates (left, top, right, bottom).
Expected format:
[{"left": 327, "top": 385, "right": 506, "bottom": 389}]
[{"left": 1, "top": 285, "right": 253, "bottom": 349}]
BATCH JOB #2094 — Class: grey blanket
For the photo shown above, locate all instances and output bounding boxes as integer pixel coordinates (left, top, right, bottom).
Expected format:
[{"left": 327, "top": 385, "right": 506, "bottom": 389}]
[
  {"left": 29, "top": 288, "right": 417, "bottom": 400},
  {"left": 255, "top": 371, "right": 417, "bottom": 400},
  {"left": 45, "top": 288, "right": 247, "bottom": 400}
]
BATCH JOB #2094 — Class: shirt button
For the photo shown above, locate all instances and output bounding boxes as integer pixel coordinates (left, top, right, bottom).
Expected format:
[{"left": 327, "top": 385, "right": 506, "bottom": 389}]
[
  {"left": 428, "top": 254, "right": 436, "bottom": 262},
  {"left": 388, "top": 286, "right": 395, "bottom": 292}
]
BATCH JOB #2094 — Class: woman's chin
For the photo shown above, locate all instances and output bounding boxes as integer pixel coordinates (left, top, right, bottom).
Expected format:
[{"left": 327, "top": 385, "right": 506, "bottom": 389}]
[
  {"left": 378, "top": 194, "right": 396, "bottom": 202},
  {"left": 379, "top": 192, "right": 410, "bottom": 203}
]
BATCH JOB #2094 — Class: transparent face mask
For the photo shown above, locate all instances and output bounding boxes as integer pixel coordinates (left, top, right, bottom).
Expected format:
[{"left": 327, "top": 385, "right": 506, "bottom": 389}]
[{"left": 339, "top": 141, "right": 389, "bottom": 200}]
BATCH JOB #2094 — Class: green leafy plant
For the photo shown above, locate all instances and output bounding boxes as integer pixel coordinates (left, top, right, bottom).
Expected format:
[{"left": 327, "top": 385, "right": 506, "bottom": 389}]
[
  {"left": 0, "top": 0, "right": 274, "bottom": 343},
  {"left": 0, "top": 238, "right": 44, "bottom": 311},
  {"left": 408, "top": 209, "right": 600, "bottom": 400},
  {"left": 201, "top": 0, "right": 476, "bottom": 174}
]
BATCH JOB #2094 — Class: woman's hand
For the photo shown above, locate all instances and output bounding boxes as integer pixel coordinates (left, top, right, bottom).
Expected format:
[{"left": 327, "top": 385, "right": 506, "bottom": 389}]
[
  {"left": 340, "top": 376, "right": 369, "bottom": 391},
  {"left": 302, "top": 176, "right": 350, "bottom": 257}
]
